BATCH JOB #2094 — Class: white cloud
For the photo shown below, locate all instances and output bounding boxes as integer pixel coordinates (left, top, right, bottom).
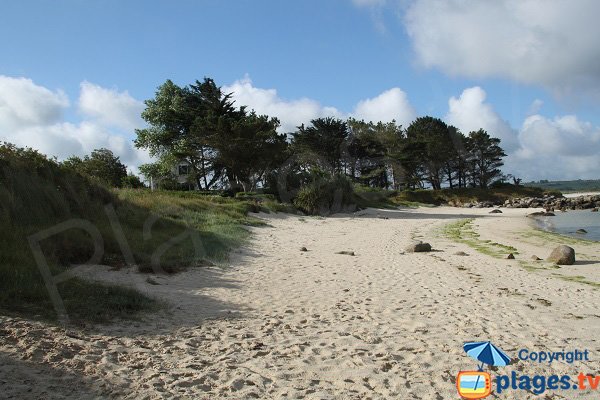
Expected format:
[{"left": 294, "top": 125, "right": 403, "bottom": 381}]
[
  {"left": 225, "top": 75, "right": 417, "bottom": 132},
  {"left": 527, "top": 99, "right": 544, "bottom": 116},
  {"left": 445, "top": 87, "right": 518, "bottom": 150},
  {"left": 404, "top": 0, "right": 600, "bottom": 96},
  {"left": 3, "top": 74, "right": 599, "bottom": 181},
  {"left": 443, "top": 86, "right": 600, "bottom": 180},
  {"left": 223, "top": 76, "right": 343, "bottom": 133},
  {"left": 353, "top": 87, "right": 416, "bottom": 127},
  {"left": 509, "top": 114, "right": 600, "bottom": 180},
  {"left": 0, "top": 75, "right": 149, "bottom": 171},
  {"left": 0, "top": 76, "right": 69, "bottom": 131},
  {"left": 78, "top": 81, "right": 144, "bottom": 132}
]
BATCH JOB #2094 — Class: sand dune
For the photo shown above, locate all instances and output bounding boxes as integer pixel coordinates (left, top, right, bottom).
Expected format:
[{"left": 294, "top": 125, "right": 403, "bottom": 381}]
[{"left": 1, "top": 207, "right": 599, "bottom": 399}]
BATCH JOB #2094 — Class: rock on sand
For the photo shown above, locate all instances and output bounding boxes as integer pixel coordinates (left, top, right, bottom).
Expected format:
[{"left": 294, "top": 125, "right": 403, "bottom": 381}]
[{"left": 547, "top": 245, "right": 575, "bottom": 265}]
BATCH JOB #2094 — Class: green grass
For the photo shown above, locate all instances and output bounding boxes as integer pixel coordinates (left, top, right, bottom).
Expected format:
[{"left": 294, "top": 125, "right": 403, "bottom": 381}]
[
  {"left": 443, "top": 218, "right": 600, "bottom": 284},
  {"left": 518, "top": 228, "right": 597, "bottom": 246},
  {"left": 0, "top": 144, "right": 280, "bottom": 323},
  {"left": 551, "top": 274, "right": 600, "bottom": 288},
  {"left": 115, "top": 189, "right": 267, "bottom": 269},
  {"left": 442, "top": 218, "right": 518, "bottom": 258}
]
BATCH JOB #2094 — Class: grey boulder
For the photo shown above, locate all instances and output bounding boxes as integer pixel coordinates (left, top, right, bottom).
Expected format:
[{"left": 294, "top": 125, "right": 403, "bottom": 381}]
[{"left": 547, "top": 245, "right": 575, "bottom": 265}]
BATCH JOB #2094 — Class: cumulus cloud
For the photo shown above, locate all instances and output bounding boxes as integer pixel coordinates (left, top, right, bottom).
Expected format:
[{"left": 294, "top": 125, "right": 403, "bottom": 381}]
[
  {"left": 79, "top": 81, "right": 144, "bottom": 131},
  {"left": 0, "top": 76, "right": 69, "bottom": 131},
  {"left": 224, "top": 76, "right": 416, "bottom": 132},
  {"left": 223, "top": 76, "right": 343, "bottom": 133},
  {"left": 353, "top": 88, "right": 416, "bottom": 127},
  {"left": 442, "top": 86, "right": 600, "bottom": 180},
  {"left": 445, "top": 87, "right": 518, "bottom": 150},
  {"left": 0, "top": 75, "right": 149, "bottom": 170},
  {"left": 404, "top": 0, "right": 600, "bottom": 96},
  {"left": 509, "top": 114, "right": 600, "bottom": 180}
]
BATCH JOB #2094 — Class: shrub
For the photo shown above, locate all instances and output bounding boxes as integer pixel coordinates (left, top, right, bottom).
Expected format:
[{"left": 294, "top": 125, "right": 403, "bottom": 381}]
[{"left": 294, "top": 175, "right": 356, "bottom": 215}]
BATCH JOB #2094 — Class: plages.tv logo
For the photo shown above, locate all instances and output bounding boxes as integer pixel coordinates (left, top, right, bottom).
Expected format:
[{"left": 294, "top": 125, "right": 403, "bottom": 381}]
[{"left": 457, "top": 341, "right": 511, "bottom": 399}]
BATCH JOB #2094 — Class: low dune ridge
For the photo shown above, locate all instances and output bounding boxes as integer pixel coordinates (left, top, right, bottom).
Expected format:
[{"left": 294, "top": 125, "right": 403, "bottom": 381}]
[{"left": 1, "top": 206, "right": 599, "bottom": 399}]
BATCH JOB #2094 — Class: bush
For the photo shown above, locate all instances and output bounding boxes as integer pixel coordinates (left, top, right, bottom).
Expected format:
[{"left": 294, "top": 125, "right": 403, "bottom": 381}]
[
  {"left": 294, "top": 175, "right": 356, "bottom": 215},
  {"left": 121, "top": 173, "right": 145, "bottom": 188}
]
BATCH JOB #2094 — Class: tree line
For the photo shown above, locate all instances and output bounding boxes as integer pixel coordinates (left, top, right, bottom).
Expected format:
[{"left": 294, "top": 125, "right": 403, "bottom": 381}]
[
  {"left": 56, "top": 77, "right": 506, "bottom": 195},
  {"left": 134, "top": 77, "right": 507, "bottom": 195}
]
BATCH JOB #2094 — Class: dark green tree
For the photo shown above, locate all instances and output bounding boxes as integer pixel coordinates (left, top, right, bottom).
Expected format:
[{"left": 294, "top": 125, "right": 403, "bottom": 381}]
[
  {"left": 347, "top": 119, "right": 399, "bottom": 188},
  {"left": 135, "top": 78, "right": 240, "bottom": 190},
  {"left": 442, "top": 126, "right": 469, "bottom": 189},
  {"left": 405, "top": 117, "right": 455, "bottom": 189},
  {"left": 291, "top": 117, "right": 349, "bottom": 174},
  {"left": 466, "top": 129, "right": 507, "bottom": 188},
  {"left": 136, "top": 77, "right": 287, "bottom": 192},
  {"left": 121, "top": 173, "right": 145, "bottom": 189},
  {"left": 63, "top": 148, "right": 127, "bottom": 188},
  {"left": 217, "top": 112, "right": 288, "bottom": 192}
]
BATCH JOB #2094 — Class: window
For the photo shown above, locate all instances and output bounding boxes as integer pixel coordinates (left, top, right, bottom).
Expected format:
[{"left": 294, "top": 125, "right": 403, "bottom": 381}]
[{"left": 178, "top": 164, "right": 190, "bottom": 175}]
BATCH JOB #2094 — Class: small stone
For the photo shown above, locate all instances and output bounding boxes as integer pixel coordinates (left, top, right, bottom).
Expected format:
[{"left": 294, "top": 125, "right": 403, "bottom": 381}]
[
  {"left": 300, "top": 246, "right": 308, "bottom": 252},
  {"left": 335, "top": 251, "right": 355, "bottom": 256},
  {"left": 404, "top": 241, "right": 432, "bottom": 253},
  {"left": 576, "top": 229, "right": 588, "bottom": 234},
  {"left": 454, "top": 251, "right": 469, "bottom": 256},
  {"left": 506, "top": 253, "right": 515, "bottom": 259},
  {"left": 592, "top": 208, "right": 599, "bottom": 212},
  {"left": 531, "top": 255, "right": 542, "bottom": 261},
  {"left": 489, "top": 209, "right": 503, "bottom": 214}
]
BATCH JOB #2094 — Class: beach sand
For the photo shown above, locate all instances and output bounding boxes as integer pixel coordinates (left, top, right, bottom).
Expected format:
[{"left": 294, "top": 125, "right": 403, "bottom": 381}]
[{"left": 1, "top": 206, "right": 600, "bottom": 399}]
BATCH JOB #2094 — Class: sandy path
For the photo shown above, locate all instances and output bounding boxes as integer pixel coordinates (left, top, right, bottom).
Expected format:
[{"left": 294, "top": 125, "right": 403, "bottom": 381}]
[{"left": 1, "top": 207, "right": 599, "bottom": 399}]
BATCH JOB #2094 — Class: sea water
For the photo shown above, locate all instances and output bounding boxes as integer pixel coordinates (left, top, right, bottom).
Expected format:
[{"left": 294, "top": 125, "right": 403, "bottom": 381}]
[{"left": 534, "top": 210, "right": 600, "bottom": 241}]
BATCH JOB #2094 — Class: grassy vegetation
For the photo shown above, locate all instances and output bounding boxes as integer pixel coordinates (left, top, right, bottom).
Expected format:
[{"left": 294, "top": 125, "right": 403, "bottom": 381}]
[
  {"left": 518, "top": 228, "right": 597, "bottom": 247},
  {"left": 443, "top": 219, "right": 600, "bottom": 287},
  {"left": 0, "top": 145, "right": 280, "bottom": 322},
  {"left": 293, "top": 175, "right": 357, "bottom": 215},
  {"left": 525, "top": 179, "right": 600, "bottom": 193},
  {"left": 442, "top": 218, "right": 518, "bottom": 258},
  {"left": 552, "top": 274, "right": 600, "bottom": 288},
  {"left": 394, "top": 185, "right": 562, "bottom": 206}
]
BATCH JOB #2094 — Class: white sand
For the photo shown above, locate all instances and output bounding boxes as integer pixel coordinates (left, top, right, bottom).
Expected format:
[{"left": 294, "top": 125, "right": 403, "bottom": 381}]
[{"left": 1, "top": 206, "right": 600, "bottom": 399}]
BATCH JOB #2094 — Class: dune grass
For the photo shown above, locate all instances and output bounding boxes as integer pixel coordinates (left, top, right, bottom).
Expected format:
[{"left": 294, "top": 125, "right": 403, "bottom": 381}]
[{"left": 0, "top": 145, "right": 277, "bottom": 323}]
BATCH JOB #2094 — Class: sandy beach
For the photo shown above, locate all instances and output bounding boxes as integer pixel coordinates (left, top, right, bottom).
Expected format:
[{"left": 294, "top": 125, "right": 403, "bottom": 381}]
[{"left": 2, "top": 206, "right": 600, "bottom": 399}]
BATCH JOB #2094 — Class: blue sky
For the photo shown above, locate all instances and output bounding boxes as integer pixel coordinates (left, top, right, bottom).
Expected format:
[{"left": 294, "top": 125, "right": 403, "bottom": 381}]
[{"left": 1, "top": 0, "right": 600, "bottom": 180}]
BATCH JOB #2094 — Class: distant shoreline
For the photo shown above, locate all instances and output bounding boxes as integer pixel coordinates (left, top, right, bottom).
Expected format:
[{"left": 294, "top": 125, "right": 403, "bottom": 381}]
[{"left": 563, "top": 191, "right": 600, "bottom": 198}]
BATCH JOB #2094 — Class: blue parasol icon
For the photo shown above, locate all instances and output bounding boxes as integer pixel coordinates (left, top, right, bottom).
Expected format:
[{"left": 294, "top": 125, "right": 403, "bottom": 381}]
[
  {"left": 463, "top": 341, "right": 511, "bottom": 393},
  {"left": 464, "top": 341, "right": 511, "bottom": 370}
]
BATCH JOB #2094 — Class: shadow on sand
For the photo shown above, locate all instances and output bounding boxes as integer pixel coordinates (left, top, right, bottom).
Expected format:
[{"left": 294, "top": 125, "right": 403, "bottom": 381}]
[{"left": 0, "top": 352, "right": 107, "bottom": 399}]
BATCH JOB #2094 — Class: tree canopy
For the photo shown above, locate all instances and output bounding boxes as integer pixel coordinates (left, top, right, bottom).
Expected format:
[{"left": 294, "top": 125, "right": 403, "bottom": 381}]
[
  {"left": 135, "top": 78, "right": 287, "bottom": 191},
  {"left": 133, "top": 76, "right": 508, "bottom": 196},
  {"left": 62, "top": 148, "right": 128, "bottom": 188}
]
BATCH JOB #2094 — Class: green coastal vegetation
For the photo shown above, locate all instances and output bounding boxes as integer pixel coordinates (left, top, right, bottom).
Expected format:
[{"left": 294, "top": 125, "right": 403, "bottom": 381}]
[
  {"left": 525, "top": 179, "right": 600, "bottom": 193},
  {"left": 0, "top": 76, "right": 565, "bottom": 322},
  {"left": 0, "top": 144, "right": 280, "bottom": 322},
  {"left": 134, "top": 77, "right": 512, "bottom": 212}
]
